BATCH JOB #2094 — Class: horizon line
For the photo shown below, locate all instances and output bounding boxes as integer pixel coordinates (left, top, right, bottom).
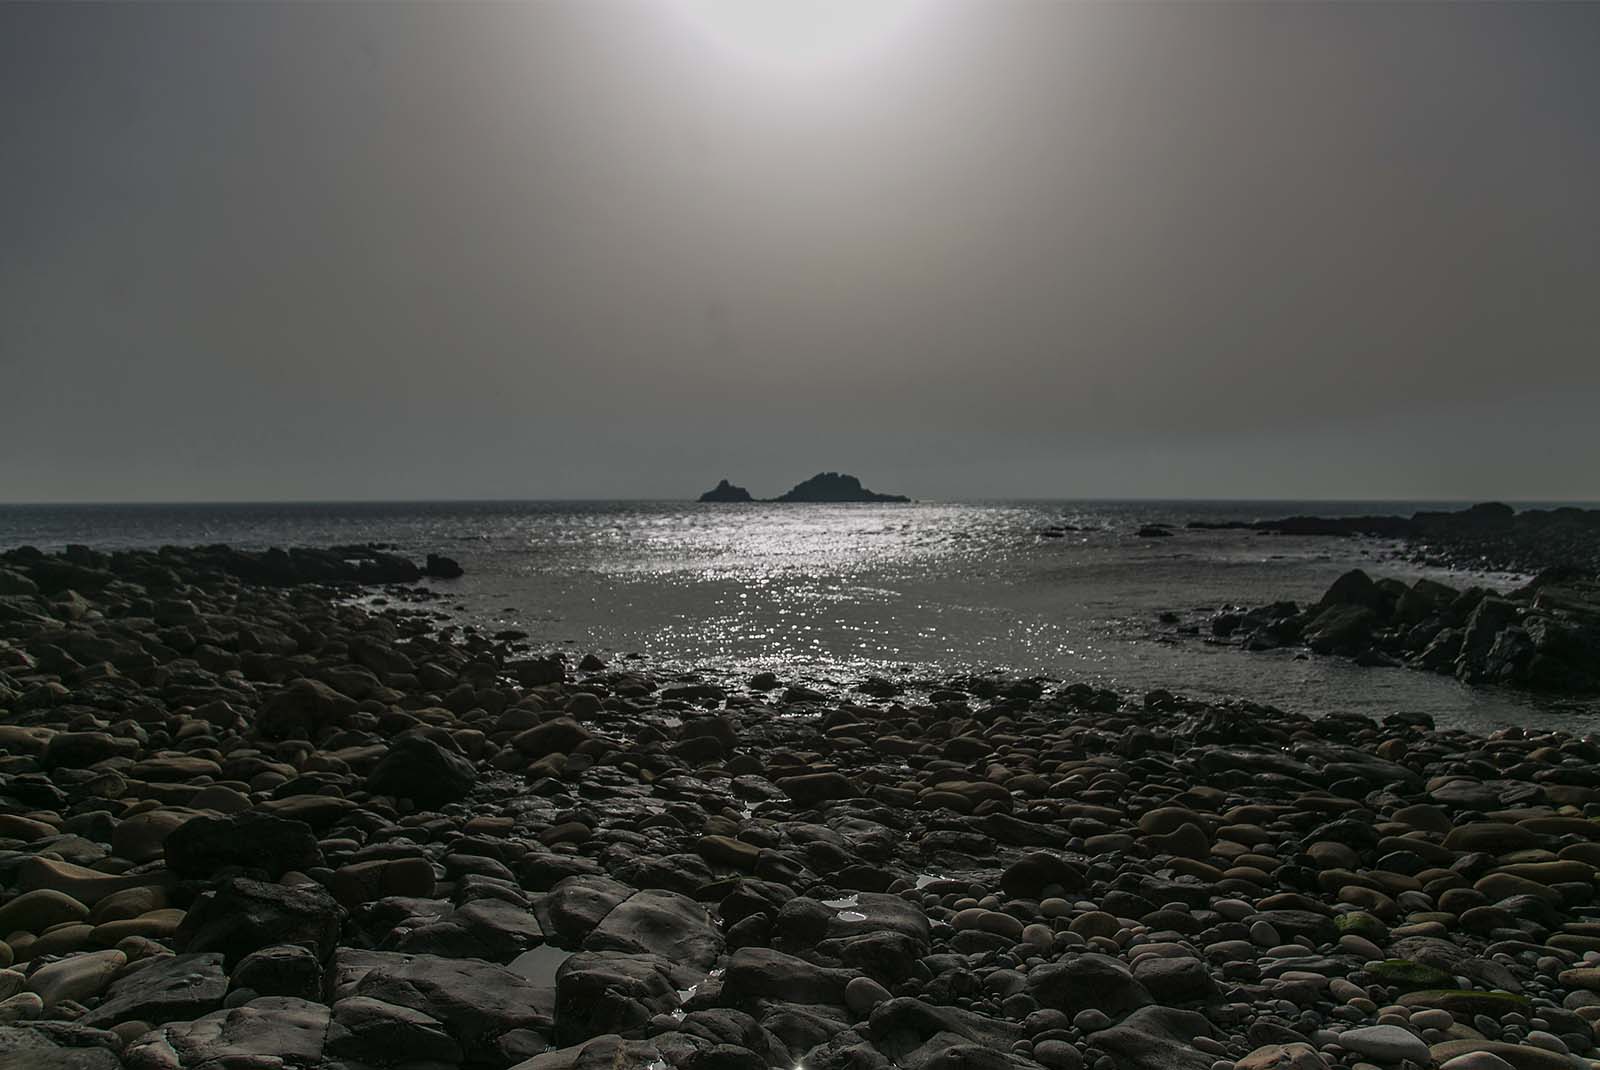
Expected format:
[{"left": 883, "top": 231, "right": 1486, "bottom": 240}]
[{"left": 2, "top": 495, "right": 1596, "bottom": 509}]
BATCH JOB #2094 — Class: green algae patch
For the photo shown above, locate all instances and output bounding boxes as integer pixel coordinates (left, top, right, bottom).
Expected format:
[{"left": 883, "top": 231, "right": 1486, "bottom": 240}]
[
  {"left": 1398, "top": 989, "right": 1531, "bottom": 1017},
  {"left": 1334, "top": 911, "right": 1389, "bottom": 943},
  {"left": 1366, "top": 960, "right": 1457, "bottom": 991}
]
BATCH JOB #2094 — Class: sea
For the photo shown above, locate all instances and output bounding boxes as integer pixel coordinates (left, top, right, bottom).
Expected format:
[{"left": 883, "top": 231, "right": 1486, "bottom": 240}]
[{"left": 1, "top": 499, "right": 1593, "bottom": 734}]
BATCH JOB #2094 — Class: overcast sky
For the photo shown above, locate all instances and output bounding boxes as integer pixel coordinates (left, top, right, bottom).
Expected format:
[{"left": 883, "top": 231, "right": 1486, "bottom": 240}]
[{"left": 2, "top": 0, "right": 1596, "bottom": 503}]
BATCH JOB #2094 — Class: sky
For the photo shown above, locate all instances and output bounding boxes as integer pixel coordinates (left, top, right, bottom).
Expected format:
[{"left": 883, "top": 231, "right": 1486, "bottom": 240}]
[{"left": 2, "top": 0, "right": 1597, "bottom": 503}]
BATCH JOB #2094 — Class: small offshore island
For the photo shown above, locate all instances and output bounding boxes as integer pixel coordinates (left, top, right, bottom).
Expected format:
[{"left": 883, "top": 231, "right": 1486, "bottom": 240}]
[{"left": 698, "top": 471, "right": 910, "bottom": 504}]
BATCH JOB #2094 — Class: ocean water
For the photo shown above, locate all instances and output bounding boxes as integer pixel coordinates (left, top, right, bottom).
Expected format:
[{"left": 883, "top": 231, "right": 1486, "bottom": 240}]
[{"left": 1, "top": 499, "right": 1592, "bottom": 733}]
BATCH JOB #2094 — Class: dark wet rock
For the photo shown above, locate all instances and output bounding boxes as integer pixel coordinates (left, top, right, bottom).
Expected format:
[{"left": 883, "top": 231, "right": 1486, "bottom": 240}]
[
  {"left": 515, "top": 1034, "right": 665, "bottom": 1069},
  {"left": 509, "top": 654, "right": 568, "bottom": 687},
  {"left": 552, "top": 951, "right": 689, "bottom": 1046},
  {"left": 999, "top": 853, "right": 1087, "bottom": 899},
  {"left": 1212, "top": 527, "right": 1600, "bottom": 694},
  {"left": 326, "top": 995, "right": 464, "bottom": 1065},
  {"left": 545, "top": 875, "right": 635, "bottom": 947},
  {"left": 1302, "top": 604, "right": 1376, "bottom": 656},
  {"left": 777, "top": 772, "right": 859, "bottom": 807},
  {"left": 175, "top": 877, "right": 343, "bottom": 968},
  {"left": 1130, "top": 955, "right": 1217, "bottom": 1004},
  {"left": 1093, "top": 1006, "right": 1216, "bottom": 1070},
  {"left": 583, "top": 889, "right": 725, "bottom": 969},
  {"left": 346, "top": 950, "right": 556, "bottom": 1065},
  {"left": 256, "top": 677, "right": 359, "bottom": 741},
  {"left": 392, "top": 897, "right": 543, "bottom": 963},
  {"left": 1026, "top": 954, "right": 1151, "bottom": 1016},
  {"left": 868, "top": 997, "right": 1025, "bottom": 1064},
  {"left": 163, "top": 812, "right": 322, "bottom": 880},
  {"left": 81, "top": 953, "right": 230, "bottom": 1028},
  {"left": 424, "top": 553, "right": 464, "bottom": 579},
  {"left": 43, "top": 732, "right": 140, "bottom": 770},
  {"left": 365, "top": 733, "right": 477, "bottom": 807},
  {"left": 512, "top": 717, "right": 593, "bottom": 758},
  {"left": 123, "top": 996, "right": 331, "bottom": 1070},
  {"left": 229, "top": 944, "right": 326, "bottom": 1001},
  {"left": 0, "top": 1025, "right": 123, "bottom": 1070},
  {"left": 725, "top": 947, "right": 852, "bottom": 1005}
]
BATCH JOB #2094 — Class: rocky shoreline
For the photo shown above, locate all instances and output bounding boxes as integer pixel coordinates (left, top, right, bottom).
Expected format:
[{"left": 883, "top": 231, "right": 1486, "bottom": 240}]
[
  {"left": 1188, "top": 503, "right": 1600, "bottom": 579},
  {"left": 5, "top": 546, "right": 1600, "bottom": 1070},
  {"left": 1190, "top": 569, "right": 1600, "bottom": 698}
]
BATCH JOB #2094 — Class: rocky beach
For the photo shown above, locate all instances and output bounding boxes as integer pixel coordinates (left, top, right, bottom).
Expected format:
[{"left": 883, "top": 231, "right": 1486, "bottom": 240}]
[{"left": 4, "top": 544, "right": 1600, "bottom": 1070}]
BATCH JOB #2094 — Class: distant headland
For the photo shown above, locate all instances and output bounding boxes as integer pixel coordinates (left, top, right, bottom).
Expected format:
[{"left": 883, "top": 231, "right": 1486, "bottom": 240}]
[{"left": 697, "top": 472, "right": 909, "bottom": 503}]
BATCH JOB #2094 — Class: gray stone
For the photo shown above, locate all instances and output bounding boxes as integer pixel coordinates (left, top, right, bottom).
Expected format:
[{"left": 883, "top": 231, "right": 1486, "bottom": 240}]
[{"left": 82, "top": 953, "right": 229, "bottom": 1028}]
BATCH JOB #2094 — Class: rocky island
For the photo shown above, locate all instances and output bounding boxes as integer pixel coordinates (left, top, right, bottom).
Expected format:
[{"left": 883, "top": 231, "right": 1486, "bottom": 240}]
[
  {"left": 774, "top": 472, "right": 909, "bottom": 503},
  {"left": 698, "top": 472, "right": 910, "bottom": 504},
  {"left": 6, "top": 542, "right": 1600, "bottom": 1070},
  {"left": 696, "top": 480, "right": 753, "bottom": 503}
]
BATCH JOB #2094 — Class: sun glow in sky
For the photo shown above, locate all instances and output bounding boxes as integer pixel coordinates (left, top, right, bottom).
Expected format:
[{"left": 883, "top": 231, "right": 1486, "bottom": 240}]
[{"left": 665, "top": 0, "right": 923, "bottom": 72}]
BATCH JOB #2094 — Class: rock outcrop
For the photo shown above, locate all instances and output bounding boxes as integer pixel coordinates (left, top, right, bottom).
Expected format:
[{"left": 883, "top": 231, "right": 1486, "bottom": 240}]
[
  {"left": 774, "top": 472, "right": 909, "bottom": 503},
  {"left": 1198, "top": 567, "right": 1600, "bottom": 694},
  {"left": 697, "top": 479, "right": 753, "bottom": 503},
  {"left": 1188, "top": 501, "right": 1600, "bottom": 576}
]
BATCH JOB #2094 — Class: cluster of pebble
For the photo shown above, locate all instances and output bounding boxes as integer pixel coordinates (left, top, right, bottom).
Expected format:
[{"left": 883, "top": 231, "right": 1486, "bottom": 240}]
[{"left": 3, "top": 544, "right": 1600, "bottom": 1070}]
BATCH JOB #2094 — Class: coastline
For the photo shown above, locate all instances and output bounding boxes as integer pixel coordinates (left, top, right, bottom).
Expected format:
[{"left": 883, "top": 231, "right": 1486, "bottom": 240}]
[{"left": 4, "top": 545, "right": 1600, "bottom": 1069}]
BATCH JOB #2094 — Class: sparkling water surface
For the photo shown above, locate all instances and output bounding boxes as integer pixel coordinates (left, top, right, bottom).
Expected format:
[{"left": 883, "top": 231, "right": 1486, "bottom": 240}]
[{"left": 1, "top": 499, "right": 1592, "bottom": 733}]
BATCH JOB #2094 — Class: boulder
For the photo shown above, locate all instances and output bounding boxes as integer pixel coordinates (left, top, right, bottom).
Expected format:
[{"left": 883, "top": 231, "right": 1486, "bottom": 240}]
[
  {"left": 393, "top": 898, "right": 543, "bottom": 963},
  {"left": 230, "top": 944, "right": 324, "bottom": 1001},
  {"left": 364, "top": 734, "right": 477, "bottom": 807},
  {"left": 511, "top": 718, "right": 592, "bottom": 758},
  {"left": 1026, "top": 954, "right": 1151, "bottom": 1016},
  {"left": 0, "top": 1025, "right": 122, "bottom": 1070},
  {"left": 26, "top": 950, "right": 126, "bottom": 1009},
  {"left": 326, "top": 995, "right": 464, "bottom": 1065},
  {"left": 1094, "top": 1006, "right": 1216, "bottom": 1070},
  {"left": 256, "top": 678, "right": 358, "bottom": 741},
  {"left": 348, "top": 951, "right": 557, "bottom": 1066},
  {"left": 552, "top": 951, "right": 688, "bottom": 1045},
  {"left": 724, "top": 947, "right": 851, "bottom": 1006},
  {"left": 163, "top": 812, "right": 322, "bottom": 880},
  {"left": 424, "top": 554, "right": 464, "bottom": 579},
  {"left": 1303, "top": 605, "right": 1377, "bottom": 656},
  {"left": 123, "top": 996, "right": 330, "bottom": 1070},
  {"left": 82, "top": 953, "right": 229, "bottom": 1027},
  {"left": 583, "top": 890, "right": 724, "bottom": 970},
  {"left": 175, "top": 877, "right": 343, "bottom": 968},
  {"left": 999, "top": 853, "right": 1087, "bottom": 898}
]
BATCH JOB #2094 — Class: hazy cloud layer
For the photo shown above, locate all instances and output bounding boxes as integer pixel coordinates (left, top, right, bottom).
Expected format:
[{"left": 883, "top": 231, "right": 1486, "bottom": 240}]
[{"left": 3, "top": 1, "right": 1597, "bottom": 502}]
